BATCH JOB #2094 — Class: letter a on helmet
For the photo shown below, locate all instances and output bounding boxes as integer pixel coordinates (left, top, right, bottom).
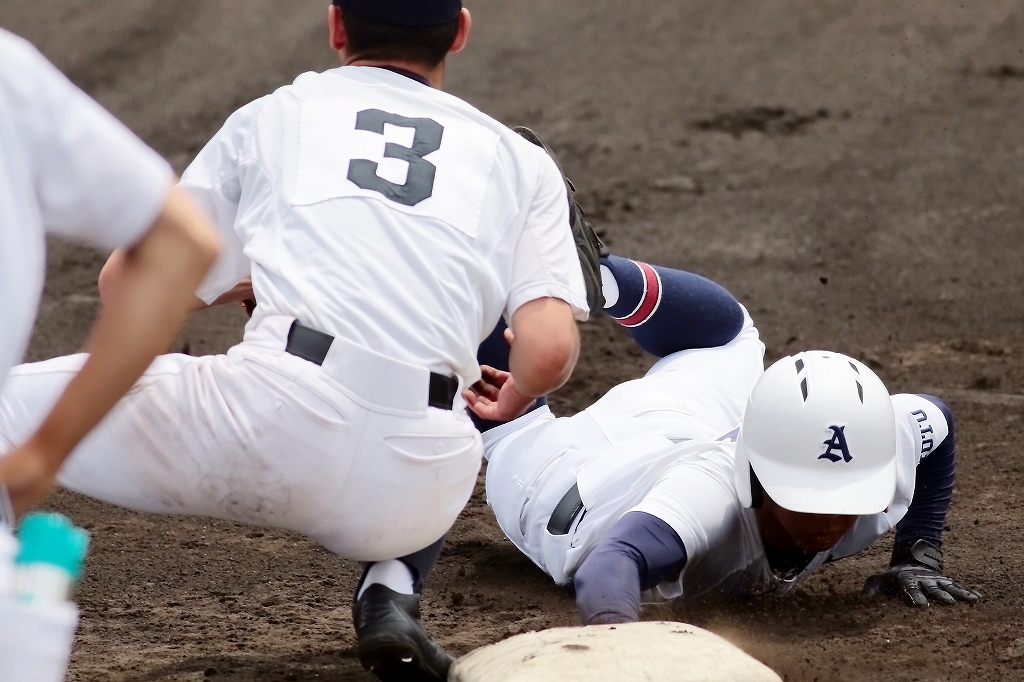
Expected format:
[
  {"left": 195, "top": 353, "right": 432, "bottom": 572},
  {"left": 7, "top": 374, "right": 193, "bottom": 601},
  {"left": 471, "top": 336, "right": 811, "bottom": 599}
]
[{"left": 733, "top": 351, "right": 898, "bottom": 515}]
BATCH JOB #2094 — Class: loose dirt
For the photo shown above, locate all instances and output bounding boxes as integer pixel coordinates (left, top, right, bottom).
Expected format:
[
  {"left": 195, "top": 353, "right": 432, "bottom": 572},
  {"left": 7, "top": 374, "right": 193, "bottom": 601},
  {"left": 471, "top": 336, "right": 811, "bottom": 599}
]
[{"left": 2, "top": 1, "right": 1023, "bottom": 680}]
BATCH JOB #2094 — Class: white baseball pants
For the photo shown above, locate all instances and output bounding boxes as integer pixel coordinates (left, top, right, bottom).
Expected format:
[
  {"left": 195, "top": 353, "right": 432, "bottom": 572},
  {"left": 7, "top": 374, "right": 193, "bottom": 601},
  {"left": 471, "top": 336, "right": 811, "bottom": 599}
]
[{"left": 0, "top": 315, "right": 482, "bottom": 561}]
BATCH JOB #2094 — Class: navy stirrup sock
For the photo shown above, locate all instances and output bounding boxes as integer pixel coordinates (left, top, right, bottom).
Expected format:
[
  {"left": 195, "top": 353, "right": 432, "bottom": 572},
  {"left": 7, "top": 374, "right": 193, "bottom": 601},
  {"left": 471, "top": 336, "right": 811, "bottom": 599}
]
[{"left": 601, "top": 255, "right": 745, "bottom": 358}]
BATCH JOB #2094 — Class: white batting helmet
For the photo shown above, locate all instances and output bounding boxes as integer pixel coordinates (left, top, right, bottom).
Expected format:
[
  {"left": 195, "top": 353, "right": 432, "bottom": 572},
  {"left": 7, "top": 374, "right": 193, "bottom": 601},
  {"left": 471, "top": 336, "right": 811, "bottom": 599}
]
[{"left": 734, "top": 351, "right": 897, "bottom": 515}]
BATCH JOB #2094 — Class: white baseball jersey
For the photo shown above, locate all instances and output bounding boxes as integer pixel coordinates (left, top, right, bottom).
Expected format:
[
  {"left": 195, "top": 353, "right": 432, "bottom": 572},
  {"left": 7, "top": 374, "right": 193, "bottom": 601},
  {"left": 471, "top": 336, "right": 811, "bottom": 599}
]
[
  {"left": 484, "top": 314, "right": 949, "bottom": 603},
  {"left": 0, "top": 29, "right": 173, "bottom": 386},
  {"left": 182, "top": 66, "right": 589, "bottom": 386}
]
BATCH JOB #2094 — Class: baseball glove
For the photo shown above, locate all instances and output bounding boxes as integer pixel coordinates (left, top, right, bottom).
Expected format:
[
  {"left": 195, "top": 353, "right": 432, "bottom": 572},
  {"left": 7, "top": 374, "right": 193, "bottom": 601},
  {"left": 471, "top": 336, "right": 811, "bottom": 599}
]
[{"left": 513, "top": 126, "right": 607, "bottom": 315}]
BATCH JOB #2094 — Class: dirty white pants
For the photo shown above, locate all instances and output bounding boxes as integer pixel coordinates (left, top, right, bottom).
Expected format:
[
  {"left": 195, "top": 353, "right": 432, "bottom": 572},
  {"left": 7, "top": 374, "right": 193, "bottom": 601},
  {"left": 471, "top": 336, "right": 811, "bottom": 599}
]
[{"left": 0, "top": 316, "right": 482, "bottom": 561}]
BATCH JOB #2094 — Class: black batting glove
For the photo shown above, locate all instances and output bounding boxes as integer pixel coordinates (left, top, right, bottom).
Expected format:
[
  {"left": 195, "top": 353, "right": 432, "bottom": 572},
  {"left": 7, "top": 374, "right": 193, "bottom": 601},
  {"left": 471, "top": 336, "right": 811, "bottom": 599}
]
[{"left": 862, "top": 539, "right": 981, "bottom": 607}]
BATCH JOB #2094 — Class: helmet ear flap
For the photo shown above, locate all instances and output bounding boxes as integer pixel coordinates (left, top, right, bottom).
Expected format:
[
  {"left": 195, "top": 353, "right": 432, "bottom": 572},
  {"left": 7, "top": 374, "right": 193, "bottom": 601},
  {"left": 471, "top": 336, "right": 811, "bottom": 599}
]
[{"left": 749, "top": 467, "right": 764, "bottom": 509}]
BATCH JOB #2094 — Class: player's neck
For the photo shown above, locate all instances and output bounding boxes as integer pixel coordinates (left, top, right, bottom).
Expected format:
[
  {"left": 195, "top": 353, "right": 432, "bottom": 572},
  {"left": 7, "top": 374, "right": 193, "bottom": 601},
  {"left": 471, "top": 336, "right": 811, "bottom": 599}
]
[{"left": 341, "top": 56, "right": 445, "bottom": 89}]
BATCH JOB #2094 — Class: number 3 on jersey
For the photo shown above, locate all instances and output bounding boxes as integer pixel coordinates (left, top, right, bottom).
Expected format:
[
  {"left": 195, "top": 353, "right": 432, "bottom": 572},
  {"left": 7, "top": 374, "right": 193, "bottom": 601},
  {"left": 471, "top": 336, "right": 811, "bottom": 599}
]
[
  {"left": 347, "top": 109, "right": 444, "bottom": 207},
  {"left": 295, "top": 98, "right": 498, "bottom": 239}
]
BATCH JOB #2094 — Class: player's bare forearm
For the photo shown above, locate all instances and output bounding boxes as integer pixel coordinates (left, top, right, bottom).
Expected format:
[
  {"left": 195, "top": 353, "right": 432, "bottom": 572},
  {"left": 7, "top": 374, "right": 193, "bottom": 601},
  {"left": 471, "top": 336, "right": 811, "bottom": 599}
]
[
  {"left": 1, "top": 185, "right": 219, "bottom": 512},
  {"left": 97, "top": 246, "right": 127, "bottom": 304},
  {"left": 102, "top": 254, "right": 248, "bottom": 313},
  {"left": 508, "top": 297, "right": 579, "bottom": 397},
  {"left": 465, "top": 300, "right": 577, "bottom": 422},
  {"left": 102, "top": 246, "right": 208, "bottom": 311}
]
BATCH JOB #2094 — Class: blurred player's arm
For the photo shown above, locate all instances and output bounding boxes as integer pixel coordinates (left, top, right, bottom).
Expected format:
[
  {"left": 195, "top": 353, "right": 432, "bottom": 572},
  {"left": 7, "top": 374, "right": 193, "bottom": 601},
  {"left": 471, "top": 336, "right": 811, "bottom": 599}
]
[
  {"left": 101, "top": 256, "right": 251, "bottom": 312},
  {"left": 0, "top": 186, "right": 219, "bottom": 512},
  {"left": 600, "top": 255, "right": 745, "bottom": 357},
  {"left": 573, "top": 512, "right": 688, "bottom": 624}
]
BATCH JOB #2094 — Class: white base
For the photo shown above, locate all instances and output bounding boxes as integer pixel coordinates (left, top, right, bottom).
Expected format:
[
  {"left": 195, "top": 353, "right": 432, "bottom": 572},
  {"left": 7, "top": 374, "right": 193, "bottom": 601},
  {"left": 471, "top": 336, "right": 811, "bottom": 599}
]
[{"left": 449, "top": 621, "right": 782, "bottom": 682}]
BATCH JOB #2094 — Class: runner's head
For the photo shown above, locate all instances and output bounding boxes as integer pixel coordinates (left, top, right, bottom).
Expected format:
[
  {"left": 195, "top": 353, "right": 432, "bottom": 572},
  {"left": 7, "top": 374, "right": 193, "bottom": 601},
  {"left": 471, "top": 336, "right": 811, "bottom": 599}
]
[
  {"left": 734, "top": 351, "right": 898, "bottom": 548},
  {"left": 328, "top": 0, "right": 471, "bottom": 70}
]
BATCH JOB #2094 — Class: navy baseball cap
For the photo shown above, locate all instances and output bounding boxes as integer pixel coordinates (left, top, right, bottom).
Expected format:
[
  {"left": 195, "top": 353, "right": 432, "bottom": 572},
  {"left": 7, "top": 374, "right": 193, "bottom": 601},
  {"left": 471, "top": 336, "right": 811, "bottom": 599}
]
[{"left": 334, "top": 0, "right": 463, "bottom": 27}]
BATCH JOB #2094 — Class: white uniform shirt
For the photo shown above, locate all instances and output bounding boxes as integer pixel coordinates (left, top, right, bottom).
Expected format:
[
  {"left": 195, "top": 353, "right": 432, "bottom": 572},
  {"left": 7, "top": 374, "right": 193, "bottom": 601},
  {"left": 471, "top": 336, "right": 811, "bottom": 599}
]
[
  {"left": 182, "top": 66, "right": 589, "bottom": 384},
  {"left": 0, "top": 30, "right": 173, "bottom": 386}
]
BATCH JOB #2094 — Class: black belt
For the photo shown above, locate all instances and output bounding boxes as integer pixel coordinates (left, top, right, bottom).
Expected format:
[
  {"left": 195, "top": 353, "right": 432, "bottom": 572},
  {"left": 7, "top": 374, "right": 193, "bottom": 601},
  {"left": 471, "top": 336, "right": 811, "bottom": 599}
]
[
  {"left": 546, "top": 483, "right": 585, "bottom": 536},
  {"left": 285, "top": 321, "right": 459, "bottom": 411}
]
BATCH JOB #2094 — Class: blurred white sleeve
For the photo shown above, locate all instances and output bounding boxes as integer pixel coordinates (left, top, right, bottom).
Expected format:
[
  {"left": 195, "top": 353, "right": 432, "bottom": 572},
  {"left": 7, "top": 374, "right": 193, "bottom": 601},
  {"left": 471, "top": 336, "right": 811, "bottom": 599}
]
[
  {"left": 5, "top": 32, "right": 173, "bottom": 249},
  {"left": 180, "top": 98, "right": 268, "bottom": 304}
]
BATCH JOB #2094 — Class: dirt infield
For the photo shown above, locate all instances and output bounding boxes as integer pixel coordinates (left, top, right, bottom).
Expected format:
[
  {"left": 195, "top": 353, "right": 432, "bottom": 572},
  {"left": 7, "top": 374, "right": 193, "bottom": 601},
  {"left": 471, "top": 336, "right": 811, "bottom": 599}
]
[{"left": 2, "top": 1, "right": 1024, "bottom": 680}]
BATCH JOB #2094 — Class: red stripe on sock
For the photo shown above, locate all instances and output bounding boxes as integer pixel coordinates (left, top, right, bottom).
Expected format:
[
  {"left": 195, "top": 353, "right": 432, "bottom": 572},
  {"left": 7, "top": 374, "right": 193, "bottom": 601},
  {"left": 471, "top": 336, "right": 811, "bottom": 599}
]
[{"left": 614, "top": 261, "right": 662, "bottom": 328}]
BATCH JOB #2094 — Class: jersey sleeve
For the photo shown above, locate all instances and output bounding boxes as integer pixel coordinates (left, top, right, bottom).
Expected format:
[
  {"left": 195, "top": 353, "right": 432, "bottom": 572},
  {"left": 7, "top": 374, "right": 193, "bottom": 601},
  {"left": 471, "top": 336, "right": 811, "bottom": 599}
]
[
  {"left": 181, "top": 98, "right": 267, "bottom": 304},
  {"left": 629, "top": 453, "right": 741, "bottom": 569},
  {"left": 505, "top": 153, "right": 589, "bottom": 322},
  {"left": 891, "top": 393, "right": 951, "bottom": 468},
  {"left": 892, "top": 394, "right": 956, "bottom": 549},
  {"left": 4, "top": 33, "right": 173, "bottom": 249},
  {"left": 830, "top": 393, "right": 955, "bottom": 561}
]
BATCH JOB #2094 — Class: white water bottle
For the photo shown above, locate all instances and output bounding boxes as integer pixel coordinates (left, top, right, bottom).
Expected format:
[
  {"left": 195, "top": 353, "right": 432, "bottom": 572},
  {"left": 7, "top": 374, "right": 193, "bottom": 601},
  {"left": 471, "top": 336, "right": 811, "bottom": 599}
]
[
  {"left": 15, "top": 512, "right": 90, "bottom": 605},
  {"left": 0, "top": 503, "right": 87, "bottom": 682}
]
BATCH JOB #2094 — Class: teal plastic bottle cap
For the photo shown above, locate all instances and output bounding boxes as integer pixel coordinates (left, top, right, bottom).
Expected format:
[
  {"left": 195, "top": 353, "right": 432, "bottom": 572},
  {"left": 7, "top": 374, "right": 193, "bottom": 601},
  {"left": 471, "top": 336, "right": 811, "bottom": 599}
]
[{"left": 16, "top": 512, "right": 90, "bottom": 580}]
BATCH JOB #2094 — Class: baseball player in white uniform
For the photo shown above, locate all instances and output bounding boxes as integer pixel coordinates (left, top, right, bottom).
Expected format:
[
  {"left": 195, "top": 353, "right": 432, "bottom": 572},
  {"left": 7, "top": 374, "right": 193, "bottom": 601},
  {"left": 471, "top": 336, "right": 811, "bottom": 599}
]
[
  {"left": 0, "top": 3, "right": 588, "bottom": 681},
  {"left": 471, "top": 255, "right": 980, "bottom": 625},
  {"left": 0, "top": 28, "right": 219, "bottom": 682}
]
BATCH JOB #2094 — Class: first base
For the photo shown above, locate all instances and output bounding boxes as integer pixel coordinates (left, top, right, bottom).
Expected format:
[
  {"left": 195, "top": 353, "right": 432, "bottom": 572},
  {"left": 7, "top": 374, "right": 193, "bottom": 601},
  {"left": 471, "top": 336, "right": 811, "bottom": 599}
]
[{"left": 449, "top": 621, "right": 782, "bottom": 682}]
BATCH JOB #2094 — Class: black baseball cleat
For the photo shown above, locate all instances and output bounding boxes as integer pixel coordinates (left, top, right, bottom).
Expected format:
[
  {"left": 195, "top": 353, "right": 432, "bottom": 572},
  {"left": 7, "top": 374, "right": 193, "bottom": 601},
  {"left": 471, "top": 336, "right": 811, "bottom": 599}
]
[{"left": 353, "top": 584, "right": 454, "bottom": 682}]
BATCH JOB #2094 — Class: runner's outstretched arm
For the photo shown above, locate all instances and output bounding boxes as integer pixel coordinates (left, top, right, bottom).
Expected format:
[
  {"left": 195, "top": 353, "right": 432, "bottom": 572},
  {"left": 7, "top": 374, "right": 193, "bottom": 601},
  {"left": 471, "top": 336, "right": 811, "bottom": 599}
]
[
  {"left": 892, "top": 395, "right": 957, "bottom": 553},
  {"left": 573, "top": 511, "right": 688, "bottom": 624}
]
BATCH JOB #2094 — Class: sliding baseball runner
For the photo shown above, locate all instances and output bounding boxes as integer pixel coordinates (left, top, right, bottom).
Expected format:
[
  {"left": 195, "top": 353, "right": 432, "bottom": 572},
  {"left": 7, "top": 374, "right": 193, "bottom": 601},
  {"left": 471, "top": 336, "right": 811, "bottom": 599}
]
[{"left": 471, "top": 255, "right": 980, "bottom": 622}]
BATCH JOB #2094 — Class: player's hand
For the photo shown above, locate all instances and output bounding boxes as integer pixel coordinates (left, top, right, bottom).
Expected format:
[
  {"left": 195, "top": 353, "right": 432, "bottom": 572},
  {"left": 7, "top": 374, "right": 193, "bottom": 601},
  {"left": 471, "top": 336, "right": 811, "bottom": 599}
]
[
  {"left": 0, "top": 440, "right": 60, "bottom": 515},
  {"left": 862, "top": 565, "right": 981, "bottom": 606},
  {"left": 861, "top": 539, "right": 981, "bottom": 607},
  {"left": 209, "top": 278, "right": 255, "bottom": 308},
  {"left": 464, "top": 365, "right": 537, "bottom": 423}
]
